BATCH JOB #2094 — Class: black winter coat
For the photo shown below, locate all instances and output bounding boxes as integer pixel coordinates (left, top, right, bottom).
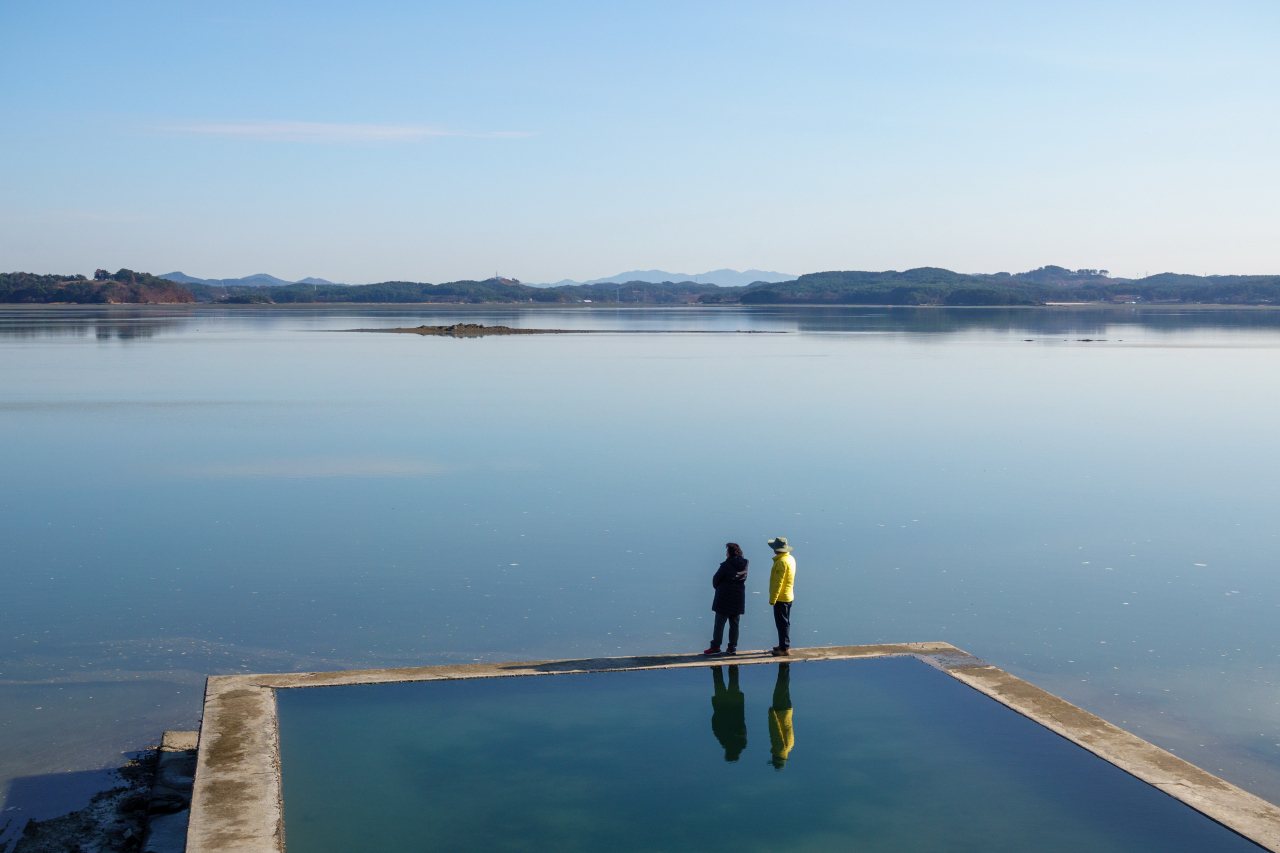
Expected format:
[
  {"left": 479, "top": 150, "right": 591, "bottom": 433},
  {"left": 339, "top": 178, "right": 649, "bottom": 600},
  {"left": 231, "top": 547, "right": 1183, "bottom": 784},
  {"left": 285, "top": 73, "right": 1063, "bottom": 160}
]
[{"left": 712, "top": 555, "right": 749, "bottom": 615}]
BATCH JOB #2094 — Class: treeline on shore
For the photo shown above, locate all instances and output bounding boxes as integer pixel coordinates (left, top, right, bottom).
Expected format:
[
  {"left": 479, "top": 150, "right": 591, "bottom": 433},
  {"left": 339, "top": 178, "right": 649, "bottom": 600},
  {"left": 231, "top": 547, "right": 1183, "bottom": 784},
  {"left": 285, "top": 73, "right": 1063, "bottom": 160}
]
[
  {"left": 0, "top": 270, "right": 194, "bottom": 304},
  {"left": 3, "top": 265, "right": 1280, "bottom": 306},
  {"left": 713, "top": 267, "right": 1280, "bottom": 306}
]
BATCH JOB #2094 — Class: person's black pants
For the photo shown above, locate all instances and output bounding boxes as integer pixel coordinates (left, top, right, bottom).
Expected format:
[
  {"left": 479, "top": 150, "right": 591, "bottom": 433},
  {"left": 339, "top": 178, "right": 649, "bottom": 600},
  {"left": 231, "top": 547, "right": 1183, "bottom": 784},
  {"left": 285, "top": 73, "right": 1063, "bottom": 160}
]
[
  {"left": 773, "top": 601, "right": 792, "bottom": 649},
  {"left": 712, "top": 611, "right": 740, "bottom": 651}
]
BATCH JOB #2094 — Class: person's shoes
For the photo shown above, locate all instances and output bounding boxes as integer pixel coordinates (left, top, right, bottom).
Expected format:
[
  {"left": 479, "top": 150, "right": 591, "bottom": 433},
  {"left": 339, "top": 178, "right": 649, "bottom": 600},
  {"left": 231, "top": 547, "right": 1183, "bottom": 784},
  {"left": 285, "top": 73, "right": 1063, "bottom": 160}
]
[
  {"left": 723, "top": 649, "right": 737, "bottom": 656},
  {"left": 770, "top": 648, "right": 790, "bottom": 657},
  {"left": 702, "top": 647, "right": 722, "bottom": 656}
]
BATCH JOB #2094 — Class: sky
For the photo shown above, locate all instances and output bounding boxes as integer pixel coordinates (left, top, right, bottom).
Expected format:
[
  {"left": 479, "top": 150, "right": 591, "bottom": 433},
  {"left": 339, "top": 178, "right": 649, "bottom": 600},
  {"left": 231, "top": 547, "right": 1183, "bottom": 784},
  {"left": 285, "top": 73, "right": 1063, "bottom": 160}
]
[{"left": 3, "top": 0, "right": 1279, "bottom": 283}]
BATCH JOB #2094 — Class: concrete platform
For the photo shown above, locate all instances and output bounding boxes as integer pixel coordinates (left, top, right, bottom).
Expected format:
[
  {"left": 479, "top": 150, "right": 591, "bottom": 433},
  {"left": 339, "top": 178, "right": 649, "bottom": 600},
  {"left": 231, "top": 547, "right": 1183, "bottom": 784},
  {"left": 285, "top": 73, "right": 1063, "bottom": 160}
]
[{"left": 185, "top": 643, "right": 1280, "bottom": 852}]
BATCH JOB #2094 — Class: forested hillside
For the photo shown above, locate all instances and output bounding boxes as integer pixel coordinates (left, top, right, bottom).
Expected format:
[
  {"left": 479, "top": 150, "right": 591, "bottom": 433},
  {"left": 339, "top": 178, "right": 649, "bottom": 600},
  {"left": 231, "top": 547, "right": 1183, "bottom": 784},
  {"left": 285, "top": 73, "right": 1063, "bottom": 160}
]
[
  {"left": 0, "top": 270, "right": 194, "bottom": 303},
  {"left": 705, "top": 268, "right": 1280, "bottom": 306},
  {"left": 731, "top": 268, "right": 1043, "bottom": 305},
  {"left": 182, "top": 278, "right": 715, "bottom": 304}
]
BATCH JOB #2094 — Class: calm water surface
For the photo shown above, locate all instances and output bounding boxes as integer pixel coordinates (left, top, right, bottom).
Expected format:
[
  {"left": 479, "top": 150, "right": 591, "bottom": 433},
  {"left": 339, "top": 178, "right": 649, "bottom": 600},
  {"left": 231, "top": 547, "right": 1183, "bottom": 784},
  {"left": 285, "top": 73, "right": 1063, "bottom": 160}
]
[
  {"left": 1, "top": 304, "right": 1279, "bottom": 829},
  {"left": 277, "top": 658, "right": 1263, "bottom": 853}
]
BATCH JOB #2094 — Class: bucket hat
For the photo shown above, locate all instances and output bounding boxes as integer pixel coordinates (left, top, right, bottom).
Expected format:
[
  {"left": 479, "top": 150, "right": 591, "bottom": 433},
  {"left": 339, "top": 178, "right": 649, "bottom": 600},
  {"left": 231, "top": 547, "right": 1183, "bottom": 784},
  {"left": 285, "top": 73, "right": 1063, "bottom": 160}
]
[{"left": 767, "top": 537, "right": 792, "bottom": 553}]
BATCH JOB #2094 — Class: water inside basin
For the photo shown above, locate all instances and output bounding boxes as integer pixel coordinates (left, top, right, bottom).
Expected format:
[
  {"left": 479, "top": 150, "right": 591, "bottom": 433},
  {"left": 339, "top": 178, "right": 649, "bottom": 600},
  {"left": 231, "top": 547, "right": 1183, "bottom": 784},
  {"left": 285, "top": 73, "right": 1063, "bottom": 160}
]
[{"left": 277, "top": 656, "right": 1261, "bottom": 852}]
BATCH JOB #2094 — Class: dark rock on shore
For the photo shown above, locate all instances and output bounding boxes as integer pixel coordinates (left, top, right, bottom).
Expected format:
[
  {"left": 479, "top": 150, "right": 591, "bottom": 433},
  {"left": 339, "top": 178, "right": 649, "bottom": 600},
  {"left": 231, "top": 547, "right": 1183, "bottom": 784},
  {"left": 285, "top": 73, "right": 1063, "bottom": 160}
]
[{"left": 12, "top": 732, "right": 198, "bottom": 853}]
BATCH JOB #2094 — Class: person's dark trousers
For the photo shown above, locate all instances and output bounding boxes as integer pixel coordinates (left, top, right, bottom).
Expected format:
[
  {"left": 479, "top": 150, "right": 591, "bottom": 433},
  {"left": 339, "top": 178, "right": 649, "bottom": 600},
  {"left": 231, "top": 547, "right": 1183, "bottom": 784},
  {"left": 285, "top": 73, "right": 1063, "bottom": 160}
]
[
  {"left": 773, "top": 601, "right": 792, "bottom": 649},
  {"left": 712, "top": 611, "right": 740, "bottom": 652}
]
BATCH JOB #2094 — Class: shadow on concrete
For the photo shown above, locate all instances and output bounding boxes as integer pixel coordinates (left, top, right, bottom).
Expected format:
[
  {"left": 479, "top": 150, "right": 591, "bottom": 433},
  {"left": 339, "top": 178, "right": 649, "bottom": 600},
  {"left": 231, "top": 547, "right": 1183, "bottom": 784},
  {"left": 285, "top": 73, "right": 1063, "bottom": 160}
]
[{"left": 498, "top": 651, "right": 779, "bottom": 676}]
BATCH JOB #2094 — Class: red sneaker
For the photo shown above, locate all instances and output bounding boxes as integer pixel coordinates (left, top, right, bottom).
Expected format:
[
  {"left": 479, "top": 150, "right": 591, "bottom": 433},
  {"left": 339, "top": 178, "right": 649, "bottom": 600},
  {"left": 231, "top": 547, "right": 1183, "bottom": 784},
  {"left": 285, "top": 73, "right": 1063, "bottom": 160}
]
[{"left": 702, "top": 647, "right": 722, "bottom": 655}]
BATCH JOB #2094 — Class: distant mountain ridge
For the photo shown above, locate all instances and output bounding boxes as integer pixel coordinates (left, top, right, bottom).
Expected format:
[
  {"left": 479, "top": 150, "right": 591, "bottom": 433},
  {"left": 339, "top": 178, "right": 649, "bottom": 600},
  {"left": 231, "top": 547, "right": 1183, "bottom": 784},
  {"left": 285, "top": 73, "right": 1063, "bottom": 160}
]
[
  {"left": 161, "top": 268, "right": 795, "bottom": 288},
  {"left": 10, "top": 265, "right": 1277, "bottom": 305},
  {"left": 535, "top": 268, "right": 797, "bottom": 287},
  {"left": 161, "top": 272, "right": 342, "bottom": 287}
]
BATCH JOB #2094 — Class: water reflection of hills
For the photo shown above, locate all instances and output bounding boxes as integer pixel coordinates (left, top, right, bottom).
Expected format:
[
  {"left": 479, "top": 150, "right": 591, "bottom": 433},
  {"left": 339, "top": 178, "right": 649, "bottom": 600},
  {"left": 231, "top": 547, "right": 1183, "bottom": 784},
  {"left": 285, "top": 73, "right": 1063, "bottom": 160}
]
[
  {"left": 1, "top": 305, "right": 1278, "bottom": 340},
  {"left": 785, "top": 306, "right": 1280, "bottom": 336},
  {"left": 0, "top": 308, "right": 196, "bottom": 340}
]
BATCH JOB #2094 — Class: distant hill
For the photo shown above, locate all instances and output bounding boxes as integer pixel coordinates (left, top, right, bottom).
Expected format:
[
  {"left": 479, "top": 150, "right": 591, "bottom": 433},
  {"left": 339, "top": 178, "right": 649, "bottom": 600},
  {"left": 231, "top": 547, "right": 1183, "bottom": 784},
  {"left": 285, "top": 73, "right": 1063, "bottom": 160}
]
[
  {"left": 174, "top": 276, "right": 727, "bottom": 305},
  {"left": 711, "top": 267, "right": 1280, "bottom": 306},
  {"left": 725, "top": 268, "right": 1042, "bottom": 306},
  {"left": 160, "top": 272, "right": 343, "bottom": 287},
  {"left": 0, "top": 269, "right": 195, "bottom": 304},
  {"left": 182, "top": 278, "right": 548, "bottom": 304},
  {"left": 996, "top": 265, "right": 1119, "bottom": 287},
  {"left": 536, "top": 268, "right": 797, "bottom": 287}
]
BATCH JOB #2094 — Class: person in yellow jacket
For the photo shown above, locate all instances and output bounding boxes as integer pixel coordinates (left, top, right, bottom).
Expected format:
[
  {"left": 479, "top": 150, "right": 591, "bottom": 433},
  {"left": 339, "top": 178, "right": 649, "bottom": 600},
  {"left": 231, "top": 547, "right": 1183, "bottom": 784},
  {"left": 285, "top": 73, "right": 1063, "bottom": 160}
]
[
  {"left": 768, "top": 662, "right": 794, "bottom": 770},
  {"left": 767, "top": 537, "right": 795, "bottom": 656}
]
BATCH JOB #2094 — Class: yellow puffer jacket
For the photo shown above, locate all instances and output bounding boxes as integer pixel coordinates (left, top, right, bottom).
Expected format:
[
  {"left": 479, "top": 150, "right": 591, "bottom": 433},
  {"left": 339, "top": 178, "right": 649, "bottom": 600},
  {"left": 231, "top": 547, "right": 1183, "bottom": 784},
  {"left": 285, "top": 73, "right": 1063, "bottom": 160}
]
[{"left": 768, "top": 552, "right": 795, "bottom": 604}]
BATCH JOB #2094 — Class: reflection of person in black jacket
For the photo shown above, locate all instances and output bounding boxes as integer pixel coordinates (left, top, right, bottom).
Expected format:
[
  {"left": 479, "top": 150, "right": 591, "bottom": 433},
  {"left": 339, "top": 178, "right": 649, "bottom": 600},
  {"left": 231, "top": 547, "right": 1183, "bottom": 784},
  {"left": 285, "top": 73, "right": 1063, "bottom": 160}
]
[
  {"left": 710, "top": 665, "right": 747, "bottom": 761},
  {"left": 703, "top": 543, "right": 748, "bottom": 655}
]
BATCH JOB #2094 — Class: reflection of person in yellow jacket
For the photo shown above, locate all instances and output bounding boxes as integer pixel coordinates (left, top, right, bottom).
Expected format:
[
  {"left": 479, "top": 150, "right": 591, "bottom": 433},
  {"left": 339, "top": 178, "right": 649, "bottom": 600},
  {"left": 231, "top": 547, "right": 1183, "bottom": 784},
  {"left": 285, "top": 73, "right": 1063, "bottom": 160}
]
[
  {"left": 768, "top": 663, "right": 794, "bottom": 770},
  {"left": 710, "top": 665, "right": 747, "bottom": 761}
]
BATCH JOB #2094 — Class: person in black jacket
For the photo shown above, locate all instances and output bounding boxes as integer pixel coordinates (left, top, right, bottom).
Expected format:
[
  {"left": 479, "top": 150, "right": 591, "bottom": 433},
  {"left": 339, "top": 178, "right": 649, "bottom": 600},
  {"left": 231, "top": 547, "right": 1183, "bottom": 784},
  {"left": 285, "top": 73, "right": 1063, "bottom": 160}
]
[{"left": 703, "top": 542, "right": 748, "bottom": 656}]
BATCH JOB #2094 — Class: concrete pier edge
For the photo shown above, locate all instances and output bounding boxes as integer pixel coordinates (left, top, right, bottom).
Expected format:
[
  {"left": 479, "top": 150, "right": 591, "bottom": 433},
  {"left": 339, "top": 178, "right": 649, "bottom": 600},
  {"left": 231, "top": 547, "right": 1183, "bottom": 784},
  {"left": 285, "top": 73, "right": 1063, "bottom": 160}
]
[{"left": 186, "top": 642, "right": 1280, "bottom": 852}]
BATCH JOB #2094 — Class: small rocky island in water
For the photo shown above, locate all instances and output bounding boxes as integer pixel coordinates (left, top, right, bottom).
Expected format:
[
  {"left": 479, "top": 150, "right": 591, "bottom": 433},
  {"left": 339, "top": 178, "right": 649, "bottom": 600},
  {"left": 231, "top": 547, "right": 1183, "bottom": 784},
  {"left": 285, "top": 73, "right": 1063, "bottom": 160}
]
[
  {"left": 346, "top": 323, "right": 781, "bottom": 336},
  {"left": 364, "top": 323, "right": 577, "bottom": 337}
]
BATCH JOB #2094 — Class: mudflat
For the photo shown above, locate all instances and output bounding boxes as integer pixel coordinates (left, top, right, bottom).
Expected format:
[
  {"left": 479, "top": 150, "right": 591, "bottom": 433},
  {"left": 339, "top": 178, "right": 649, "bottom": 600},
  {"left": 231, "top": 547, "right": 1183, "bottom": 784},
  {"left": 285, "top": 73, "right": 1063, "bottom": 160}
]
[
  {"left": 345, "top": 323, "right": 782, "bottom": 336},
  {"left": 355, "top": 323, "right": 570, "bottom": 336}
]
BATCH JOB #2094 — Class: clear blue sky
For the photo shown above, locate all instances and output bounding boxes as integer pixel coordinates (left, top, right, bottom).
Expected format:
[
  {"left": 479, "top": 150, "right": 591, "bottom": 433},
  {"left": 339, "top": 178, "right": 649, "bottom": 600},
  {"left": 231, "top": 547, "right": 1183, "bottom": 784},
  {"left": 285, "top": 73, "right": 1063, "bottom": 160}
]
[{"left": 3, "top": 1, "right": 1278, "bottom": 283}]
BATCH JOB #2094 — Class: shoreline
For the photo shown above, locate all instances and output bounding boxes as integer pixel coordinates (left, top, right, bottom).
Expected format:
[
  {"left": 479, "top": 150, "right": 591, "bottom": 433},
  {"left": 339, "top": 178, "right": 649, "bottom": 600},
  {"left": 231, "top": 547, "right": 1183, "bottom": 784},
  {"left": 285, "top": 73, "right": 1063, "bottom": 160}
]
[
  {"left": 342, "top": 323, "right": 787, "bottom": 336},
  {"left": 5, "top": 302, "right": 1280, "bottom": 310}
]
